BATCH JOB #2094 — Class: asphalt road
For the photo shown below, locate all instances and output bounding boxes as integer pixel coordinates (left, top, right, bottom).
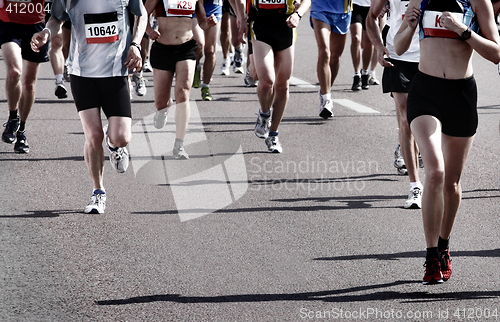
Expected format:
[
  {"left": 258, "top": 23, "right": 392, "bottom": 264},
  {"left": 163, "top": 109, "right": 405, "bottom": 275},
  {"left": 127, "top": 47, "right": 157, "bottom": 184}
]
[{"left": 1, "top": 13, "right": 500, "bottom": 322}]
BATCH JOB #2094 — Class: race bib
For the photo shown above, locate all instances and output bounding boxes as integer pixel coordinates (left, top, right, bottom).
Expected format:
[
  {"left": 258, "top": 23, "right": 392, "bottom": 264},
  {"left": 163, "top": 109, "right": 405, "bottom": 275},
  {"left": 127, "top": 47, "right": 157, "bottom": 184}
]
[
  {"left": 84, "top": 12, "right": 119, "bottom": 44},
  {"left": 258, "top": 0, "right": 286, "bottom": 10},
  {"left": 167, "top": 0, "right": 195, "bottom": 16},
  {"left": 422, "top": 10, "right": 462, "bottom": 38}
]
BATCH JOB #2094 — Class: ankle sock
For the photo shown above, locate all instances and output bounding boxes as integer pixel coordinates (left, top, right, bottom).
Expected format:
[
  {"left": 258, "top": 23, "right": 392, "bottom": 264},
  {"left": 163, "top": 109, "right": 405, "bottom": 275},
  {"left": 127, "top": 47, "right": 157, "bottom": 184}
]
[
  {"left": 9, "top": 110, "right": 18, "bottom": 119},
  {"left": 19, "top": 121, "right": 26, "bottom": 132},
  {"left": 426, "top": 247, "right": 439, "bottom": 262},
  {"left": 93, "top": 188, "right": 105, "bottom": 195},
  {"left": 259, "top": 109, "right": 270, "bottom": 118},
  {"left": 438, "top": 237, "right": 449, "bottom": 252},
  {"left": 269, "top": 131, "right": 278, "bottom": 137}
]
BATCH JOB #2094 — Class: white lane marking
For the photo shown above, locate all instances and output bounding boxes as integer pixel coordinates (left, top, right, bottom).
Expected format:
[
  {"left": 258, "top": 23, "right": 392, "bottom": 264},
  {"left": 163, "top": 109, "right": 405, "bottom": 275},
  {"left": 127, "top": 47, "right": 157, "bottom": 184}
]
[
  {"left": 332, "top": 99, "right": 380, "bottom": 114},
  {"left": 289, "top": 76, "right": 316, "bottom": 88}
]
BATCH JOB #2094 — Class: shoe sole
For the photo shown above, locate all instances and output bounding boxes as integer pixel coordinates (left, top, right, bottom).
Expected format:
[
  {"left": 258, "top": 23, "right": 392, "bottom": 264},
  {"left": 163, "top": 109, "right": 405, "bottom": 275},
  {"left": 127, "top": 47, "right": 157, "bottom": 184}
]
[
  {"left": 404, "top": 203, "right": 421, "bottom": 209},
  {"left": 84, "top": 208, "right": 103, "bottom": 214},
  {"left": 319, "top": 108, "right": 333, "bottom": 119},
  {"left": 55, "top": 87, "right": 68, "bottom": 99},
  {"left": 255, "top": 131, "right": 268, "bottom": 139},
  {"left": 422, "top": 278, "right": 444, "bottom": 285},
  {"left": 14, "top": 147, "right": 29, "bottom": 154}
]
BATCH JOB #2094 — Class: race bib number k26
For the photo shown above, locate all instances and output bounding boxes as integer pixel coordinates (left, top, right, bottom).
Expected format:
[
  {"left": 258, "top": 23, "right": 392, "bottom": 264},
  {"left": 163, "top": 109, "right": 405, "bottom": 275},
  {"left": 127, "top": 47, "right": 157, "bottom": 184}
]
[{"left": 84, "top": 12, "right": 119, "bottom": 44}]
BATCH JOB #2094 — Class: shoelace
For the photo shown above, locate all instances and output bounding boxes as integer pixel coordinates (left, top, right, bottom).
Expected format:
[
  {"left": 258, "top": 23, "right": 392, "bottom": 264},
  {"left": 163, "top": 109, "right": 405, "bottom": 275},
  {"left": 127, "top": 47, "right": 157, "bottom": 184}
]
[{"left": 440, "top": 251, "right": 451, "bottom": 269}]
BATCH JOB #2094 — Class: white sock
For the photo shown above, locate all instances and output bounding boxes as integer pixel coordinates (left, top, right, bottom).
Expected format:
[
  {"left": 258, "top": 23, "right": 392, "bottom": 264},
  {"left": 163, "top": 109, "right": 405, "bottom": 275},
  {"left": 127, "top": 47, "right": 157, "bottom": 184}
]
[
  {"left": 55, "top": 74, "right": 64, "bottom": 84},
  {"left": 322, "top": 93, "right": 331, "bottom": 101},
  {"left": 410, "top": 181, "right": 423, "bottom": 190}
]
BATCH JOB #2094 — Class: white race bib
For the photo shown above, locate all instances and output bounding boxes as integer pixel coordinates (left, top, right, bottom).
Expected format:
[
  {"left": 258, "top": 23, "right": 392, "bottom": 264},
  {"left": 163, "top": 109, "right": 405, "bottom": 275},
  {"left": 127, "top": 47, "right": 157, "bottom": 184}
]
[
  {"left": 258, "top": 0, "right": 286, "bottom": 10},
  {"left": 422, "top": 10, "right": 462, "bottom": 38},
  {"left": 84, "top": 12, "right": 119, "bottom": 44}
]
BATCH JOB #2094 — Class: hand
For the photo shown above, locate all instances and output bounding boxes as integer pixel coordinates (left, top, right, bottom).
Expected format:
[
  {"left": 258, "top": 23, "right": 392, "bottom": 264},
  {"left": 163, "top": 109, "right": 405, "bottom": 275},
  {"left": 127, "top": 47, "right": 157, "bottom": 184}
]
[
  {"left": 377, "top": 47, "right": 393, "bottom": 67},
  {"left": 440, "top": 11, "right": 464, "bottom": 35},
  {"left": 403, "top": 5, "right": 421, "bottom": 30},
  {"left": 30, "top": 29, "right": 50, "bottom": 52},
  {"left": 286, "top": 12, "right": 301, "bottom": 28},
  {"left": 148, "top": 29, "right": 161, "bottom": 41},
  {"left": 206, "top": 14, "right": 218, "bottom": 27},
  {"left": 238, "top": 22, "right": 248, "bottom": 44},
  {"left": 125, "top": 46, "right": 142, "bottom": 72}
]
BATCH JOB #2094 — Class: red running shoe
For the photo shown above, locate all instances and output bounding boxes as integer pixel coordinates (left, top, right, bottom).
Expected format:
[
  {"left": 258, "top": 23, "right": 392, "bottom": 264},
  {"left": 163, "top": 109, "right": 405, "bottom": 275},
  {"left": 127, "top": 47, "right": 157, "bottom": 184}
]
[
  {"left": 439, "top": 249, "right": 452, "bottom": 281},
  {"left": 423, "top": 258, "right": 444, "bottom": 285}
]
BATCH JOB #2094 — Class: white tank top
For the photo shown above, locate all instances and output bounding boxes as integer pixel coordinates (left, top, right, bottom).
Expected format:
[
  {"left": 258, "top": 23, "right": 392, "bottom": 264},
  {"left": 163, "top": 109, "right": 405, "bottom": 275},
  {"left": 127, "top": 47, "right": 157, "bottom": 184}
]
[{"left": 386, "top": 0, "right": 420, "bottom": 62}]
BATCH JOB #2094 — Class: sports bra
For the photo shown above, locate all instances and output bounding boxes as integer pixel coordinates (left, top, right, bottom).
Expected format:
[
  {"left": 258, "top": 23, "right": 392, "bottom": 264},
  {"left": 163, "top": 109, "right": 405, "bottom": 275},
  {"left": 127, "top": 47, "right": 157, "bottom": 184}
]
[
  {"left": 419, "top": 0, "right": 478, "bottom": 40},
  {"left": 156, "top": 0, "right": 196, "bottom": 17}
]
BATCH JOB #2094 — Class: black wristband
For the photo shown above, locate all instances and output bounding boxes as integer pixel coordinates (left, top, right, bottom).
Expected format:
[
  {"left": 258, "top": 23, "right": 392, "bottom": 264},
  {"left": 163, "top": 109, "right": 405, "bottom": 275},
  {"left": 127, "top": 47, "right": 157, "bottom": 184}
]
[
  {"left": 130, "top": 42, "right": 141, "bottom": 51},
  {"left": 295, "top": 11, "right": 302, "bottom": 20}
]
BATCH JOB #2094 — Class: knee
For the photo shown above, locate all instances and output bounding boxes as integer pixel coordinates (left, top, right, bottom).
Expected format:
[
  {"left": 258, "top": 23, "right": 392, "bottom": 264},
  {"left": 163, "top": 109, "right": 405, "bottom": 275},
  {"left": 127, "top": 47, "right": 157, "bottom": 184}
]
[
  {"left": 112, "top": 134, "right": 130, "bottom": 148},
  {"left": 426, "top": 166, "right": 445, "bottom": 189},
  {"left": 204, "top": 44, "right": 216, "bottom": 58},
  {"left": 444, "top": 181, "right": 460, "bottom": 197},
  {"left": 86, "top": 130, "right": 105, "bottom": 149},
  {"left": 258, "top": 77, "right": 274, "bottom": 92},
  {"left": 7, "top": 67, "right": 21, "bottom": 84},
  {"left": 318, "top": 48, "right": 330, "bottom": 64}
]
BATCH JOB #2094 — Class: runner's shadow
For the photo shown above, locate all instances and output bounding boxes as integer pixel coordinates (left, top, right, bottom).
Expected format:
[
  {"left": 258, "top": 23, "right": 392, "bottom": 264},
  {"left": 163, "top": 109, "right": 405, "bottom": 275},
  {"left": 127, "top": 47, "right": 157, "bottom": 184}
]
[
  {"left": 313, "top": 249, "right": 500, "bottom": 261},
  {"left": 95, "top": 280, "right": 500, "bottom": 306},
  {"left": 0, "top": 210, "right": 77, "bottom": 218}
]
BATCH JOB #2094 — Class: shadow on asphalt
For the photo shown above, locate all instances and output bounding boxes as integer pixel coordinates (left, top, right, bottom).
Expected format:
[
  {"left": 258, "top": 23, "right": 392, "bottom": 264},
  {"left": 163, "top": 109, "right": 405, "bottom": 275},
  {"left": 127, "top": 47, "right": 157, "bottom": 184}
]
[{"left": 95, "top": 280, "right": 500, "bottom": 305}]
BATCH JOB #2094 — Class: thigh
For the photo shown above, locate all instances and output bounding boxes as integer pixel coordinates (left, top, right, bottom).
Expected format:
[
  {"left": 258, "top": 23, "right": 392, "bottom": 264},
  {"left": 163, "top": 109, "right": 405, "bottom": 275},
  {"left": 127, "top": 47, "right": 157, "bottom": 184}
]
[
  {"left": 2, "top": 42, "right": 23, "bottom": 74},
  {"left": 312, "top": 18, "right": 331, "bottom": 52},
  {"left": 274, "top": 45, "right": 294, "bottom": 84},
  {"left": 252, "top": 39, "right": 276, "bottom": 84},
  {"left": 174, "top": 59, "right": 196, "bottom": 102},
  {"left": 442, "top": 134, "right": 475, "bottom": 185}
]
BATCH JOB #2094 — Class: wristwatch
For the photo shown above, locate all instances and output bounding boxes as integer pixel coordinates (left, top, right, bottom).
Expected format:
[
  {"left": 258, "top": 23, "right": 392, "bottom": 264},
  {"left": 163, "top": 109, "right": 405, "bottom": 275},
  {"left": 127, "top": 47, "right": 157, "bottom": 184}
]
[{"left": 459, "top": 27, "right": 472, "bottom": 41}]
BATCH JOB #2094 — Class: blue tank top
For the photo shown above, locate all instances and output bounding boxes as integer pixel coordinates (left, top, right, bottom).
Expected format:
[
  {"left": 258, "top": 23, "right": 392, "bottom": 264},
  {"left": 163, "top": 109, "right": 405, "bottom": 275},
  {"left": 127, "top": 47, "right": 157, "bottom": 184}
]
[{"left": 419, "top": 0, "right": 478, "bottom": 40}]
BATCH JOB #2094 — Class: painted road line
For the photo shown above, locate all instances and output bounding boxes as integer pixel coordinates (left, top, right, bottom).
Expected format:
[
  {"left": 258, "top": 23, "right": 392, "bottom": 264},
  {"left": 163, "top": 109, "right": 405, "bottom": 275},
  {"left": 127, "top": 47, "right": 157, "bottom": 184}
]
[
  {"left": 289, "top": 76, "right": 317, "bottom": 88},
  {"left": 332, "top": 99, "right": 380, "bottom": 114}
]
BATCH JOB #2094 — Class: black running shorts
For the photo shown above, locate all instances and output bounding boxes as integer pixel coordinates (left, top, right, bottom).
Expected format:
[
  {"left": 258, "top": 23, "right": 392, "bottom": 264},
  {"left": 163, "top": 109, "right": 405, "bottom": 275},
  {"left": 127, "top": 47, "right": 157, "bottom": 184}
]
[
  {"left": 382, "top": 58, "right": 419, "bottom": 94},
  {"left": 351, "top": 4, "right": 370, "bottom": 30},
  {"left": 0, "top": 21, "right": 49, "bottom": 63},
  {"left": 407, "top": 71, "right": 478, "bottom": 137},
  {"left": 250, "top": 18, "right": 294, "bottom": 52},
  {"left": 149, "top": 39, "right": 198, "bottom": 72},
  {"left": 70, "top": 76, "right": 132, "bottom": 118}
]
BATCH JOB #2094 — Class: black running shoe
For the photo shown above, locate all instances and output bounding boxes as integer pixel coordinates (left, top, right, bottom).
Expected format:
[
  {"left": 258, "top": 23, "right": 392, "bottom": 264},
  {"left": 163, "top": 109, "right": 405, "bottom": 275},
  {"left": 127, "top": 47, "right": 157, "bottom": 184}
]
[
  {"left": 14, "top": 131, "right": 29, "bottom": 153},
  {"left": 361, "top": 74, "right": 370, "bottom": 90},
  {"left": 2, "top": 116, "right": 20, "bottom": 144},
  {"left": 351, "top": 75, "right": 361, "bottom": 91},
  {"left": 55, "top": 82, "right": 68, "bottom": 99}
]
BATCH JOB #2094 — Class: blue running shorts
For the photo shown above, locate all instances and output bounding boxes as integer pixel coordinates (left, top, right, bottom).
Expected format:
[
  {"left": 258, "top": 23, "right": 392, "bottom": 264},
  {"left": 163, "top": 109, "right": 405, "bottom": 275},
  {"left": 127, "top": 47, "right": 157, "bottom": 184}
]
[{"left": 310, "top": 11, "right": 352, "bottom": 35}]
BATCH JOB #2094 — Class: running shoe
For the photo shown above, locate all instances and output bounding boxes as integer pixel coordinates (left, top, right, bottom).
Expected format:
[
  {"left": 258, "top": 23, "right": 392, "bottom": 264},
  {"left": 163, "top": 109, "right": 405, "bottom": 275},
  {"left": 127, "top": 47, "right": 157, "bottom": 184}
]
[
  {"left": 201, "top": 86, "right": 212, "bottom": 101},
  {"left": 2, "top": 116, "right": 20, "bottom": 144},
  {"left": 368, "top": 72, "right": 380, "bottom": 85},
  {"left": 244, "top": 69, "right": 258, "bottom": 87},
  {"left": 154, "top": 109, "right": 168, "bottom": 129},
  {"left": 14, "top": 131, "right": 29, "bottom": 153},
  {"left": 192, "top": 66, "right": 201, "bottom": 88},
  {"left": 84, "top": 191, "right": 106, "bottom": 214},
  {"left": 233, "top": 49, "right": 244, "bottom": 74},
  {"left": 394, "top": 144, "right": 408, "bottom": 176},
  {"left": 439, "top": 249, "right": 452, "bottom": 281},
  {"left": 103, "top": 125, "right": 129, "bottom": 173},
  {"left": 63, "top": 64, "right": 70, "bottom": 82},
  {"left": 361, "top": 74, "right": 370, "bottom": 90},
  {"left": 55, "top": 81, "right": 68, "bottom": 99},
  {"left": 319, "top": 99, "right": 333, "bottom": 119},
  {"left": 423, "top": 258, "right": 444, "bottom": 285},
  {"left": 254, "top": 113, "right": 271, "bottom": 139},
  {"left": 220, "top": 58, "right": 230, "bottom": 75},
  {"left": 404, "top": 187, "right": 422, "bottom": 209},
  {"left": 351, "top": 75, "right": 362, "bottom": 91},
  {"left": 173, "top": 141, "right": 189, "bottom": 160},
  {"left": 133, "top": 74, "right": 147, "bottom": 96},
  {"left": 143, "top": 58, "right": 153, "bottom": 73},
  {"left": 265, "top": 135, "right": 283, "bottom": 153}
]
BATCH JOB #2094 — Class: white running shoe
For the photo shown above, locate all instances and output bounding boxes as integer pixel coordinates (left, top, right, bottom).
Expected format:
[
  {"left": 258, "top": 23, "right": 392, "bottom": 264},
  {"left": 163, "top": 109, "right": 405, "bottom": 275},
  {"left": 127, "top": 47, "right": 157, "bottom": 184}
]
[
  {"left": 233, "top": 49, "right": 244, "bottom": 74},
  {"left": 404, "top": 187, "right": 422, "bottom": 209},
  {"left": 103, "top": 124, "right": 129, "bottom": 173},
  {"left": 319, "top": 99, "right": 333, "bottom": 119},
  {"left": 220, "top": 58, "right": 230, "bottom": 75},
  {"left": 173, "top": 141, "right": 189, "bottom": 160},
  {"left": 244, "top": 69, "right": 258, "bottom": 87},
  {"left": 84, "top": 192, "right": 106, "bottom": 214},
  {"left": 394, "top": 144, "right": 408, "bottom": 176},
  {"left": 265, "top": 135, "right": 283, "bottom": 153},
  {"left": 133, "top": 74, "right": 147, "bottom": 96},
  {"left": 143, "top": 59, "right": 153, "bottom": 73},
  {"left": 368, "top": 72, "right": 380, "bottom": 85},
  {"left": 255, "top": 113, "right": 271, "bottom": 139},
  {"left": 154, "top": 110, "right": 168, "bottom": 129}
]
